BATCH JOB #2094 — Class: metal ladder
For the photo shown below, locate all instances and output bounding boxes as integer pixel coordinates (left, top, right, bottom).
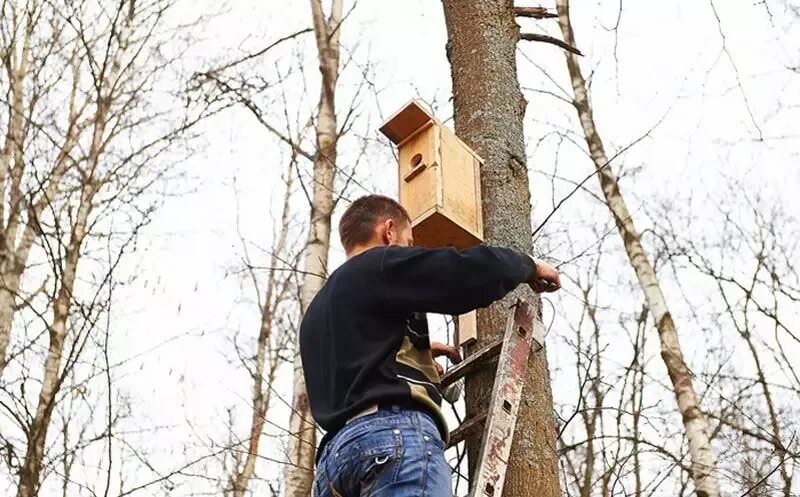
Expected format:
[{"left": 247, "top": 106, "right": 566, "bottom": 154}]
[{"left": 440, "top": 299, "right": 545, "bottom": 497}]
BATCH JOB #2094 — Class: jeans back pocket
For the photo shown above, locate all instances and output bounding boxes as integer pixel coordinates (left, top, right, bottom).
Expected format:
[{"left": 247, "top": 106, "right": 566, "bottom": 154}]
[{"left": 334, "top": 425, "right": 403, "bottom": 496}]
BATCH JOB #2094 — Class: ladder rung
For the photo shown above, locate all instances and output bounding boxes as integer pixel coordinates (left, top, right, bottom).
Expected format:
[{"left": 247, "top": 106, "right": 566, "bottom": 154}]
[
  {"left": 441, "top": 337, "right": 503, "bottom": 388},
  {"left": 447, "top": 410, "right": 487, "bottom": 448}
]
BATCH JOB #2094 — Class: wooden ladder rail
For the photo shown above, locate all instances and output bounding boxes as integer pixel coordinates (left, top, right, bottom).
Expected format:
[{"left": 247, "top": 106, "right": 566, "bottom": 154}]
[{"left": 441, "top": 299, "right": 544, "bottom": 497}]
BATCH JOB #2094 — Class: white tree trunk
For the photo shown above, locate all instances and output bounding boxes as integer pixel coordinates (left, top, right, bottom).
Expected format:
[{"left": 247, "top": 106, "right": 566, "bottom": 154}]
[
  {"left": 229, "top": 160, "right": 296, "bottom": 497},
  {"left": 284, "top": 1, "right": 342, "bottom": 496},
  {"left": 555, "top": 2, "right": 722, "bottom": 496},
  {"left": 0, "top": 26, "right": 83, "bottom": 379},
  {"left": 15, "top": 6, "right": 127, "bottom": 488},
  {"left": 16, "top": 183, "right": 94, "bottom": 497},
  {"left": 0, "top": 6, "right": 31, "bottom": 376}
]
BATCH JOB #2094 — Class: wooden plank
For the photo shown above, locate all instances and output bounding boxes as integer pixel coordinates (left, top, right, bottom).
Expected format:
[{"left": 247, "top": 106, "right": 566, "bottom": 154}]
[
  {"left": 440, "top": 125, "right": 481, "bottom": 239},
  {"left": 448, "top": 410, "right": 487, "bottom": 448},
  {"left": 395, "top": 119, "right": 435, "bottom": 149},
  {"left": 398, "top": 127, "right": 438, "bottom": 222},
  {"left": 434, "top": 125, "right": 443, "bottom": 210},
  {"left": 378, "top": 99, "right": 435, "bottom": 144},
  {"left": 473, "top": 155, "right": 484, "bottom": 240},
  {"left": 458, "top": 311, "right": 477, "bottom": 347},
  {"left": 469, "top": 300, "right": 544, "bottom": 497},
  {"left": 411, "top": 211, "right": 483, "bottom": 249},
  {"left": 441, "top": 337, "right": 503, "bottom": 388}
]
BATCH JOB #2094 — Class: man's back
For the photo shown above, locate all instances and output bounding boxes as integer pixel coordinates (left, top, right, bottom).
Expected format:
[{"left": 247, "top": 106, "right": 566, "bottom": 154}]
[
  {"left": 300, "top": 246, "right": 448, "bottom": 451},
  {"left": 299, "top": 244, "right": 538, "bottom": 457}
]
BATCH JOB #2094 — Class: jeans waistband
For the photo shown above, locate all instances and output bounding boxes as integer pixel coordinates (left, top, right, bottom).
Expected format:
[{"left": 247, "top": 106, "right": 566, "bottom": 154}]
[{"left": 317, "top": 401, "right": 439, "bottom": 465}]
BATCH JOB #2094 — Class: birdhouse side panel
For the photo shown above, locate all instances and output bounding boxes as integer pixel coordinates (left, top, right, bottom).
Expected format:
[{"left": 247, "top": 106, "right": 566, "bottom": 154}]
[
  {"left": 397, "top": 125, "right": 440, "bottom": 224},
  {"left": 439, "top": 127, "right": 481, "bottom": 243},
  {"left": 473, "top": 156, "right": 484, "bottom": 240}
]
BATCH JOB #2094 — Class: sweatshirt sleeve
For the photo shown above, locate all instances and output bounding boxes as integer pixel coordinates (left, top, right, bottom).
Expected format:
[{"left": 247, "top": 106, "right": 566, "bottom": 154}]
[{"left": 375, "top": 245, "right": 536, "bottom": 316}]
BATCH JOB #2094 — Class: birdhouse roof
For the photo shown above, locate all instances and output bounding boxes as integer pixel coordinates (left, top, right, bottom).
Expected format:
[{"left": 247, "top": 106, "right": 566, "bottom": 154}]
[
  {"left": 379, "top": 99, "right": 484, "bottom": 162},
  {"left": 378, "top": 99, "right": 436, "bottom": 144}
]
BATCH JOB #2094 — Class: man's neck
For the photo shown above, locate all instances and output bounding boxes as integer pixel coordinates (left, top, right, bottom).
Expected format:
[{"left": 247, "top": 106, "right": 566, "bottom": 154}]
[{"left": 347, "top": 241, "right": 384, "bottom": 260}]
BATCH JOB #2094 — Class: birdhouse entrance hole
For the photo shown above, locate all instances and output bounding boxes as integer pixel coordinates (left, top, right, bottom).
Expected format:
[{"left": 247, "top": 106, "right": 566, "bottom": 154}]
[{"left": 405, "top": 153, "right": 426, "bottom": 182}]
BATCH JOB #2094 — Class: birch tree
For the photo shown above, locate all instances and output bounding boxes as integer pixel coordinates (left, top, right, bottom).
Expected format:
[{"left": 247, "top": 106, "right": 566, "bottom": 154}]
[
  {"left": 193, "top": 5, "right": 368, "bottom": 492},
  {"left": 226, "top": 157, "right": 301, "bottom": 497},
  {"left": 655, "top": 184, "right": 800, "bottom": 496},
  {"left": 0, "top": 0, "right": 77, "bottom": 379},
  {"left": 284, "top": 1, "right": 343, "bottom": 494},
  {"left": 0, "top": 1, "right": 206, "bottom": 495},
  {"left": 554, "top": 1, "right": 722, "bottom": 495}
]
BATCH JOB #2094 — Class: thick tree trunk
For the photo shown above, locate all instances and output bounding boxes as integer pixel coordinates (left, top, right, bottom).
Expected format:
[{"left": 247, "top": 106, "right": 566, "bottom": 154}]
[
  {"left": 284, "top": 1, "right": 342, "bottom": 496},
  {"left": 441, "top": 1, "right": 560, "bottom": 495},
  {"left": 555, "top": 2, "right": 722, "bottom": 496}
]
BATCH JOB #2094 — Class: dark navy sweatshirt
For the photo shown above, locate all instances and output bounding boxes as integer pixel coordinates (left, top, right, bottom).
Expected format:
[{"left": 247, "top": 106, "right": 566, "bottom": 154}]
[{"left": 298, "top": 244, "right": 536, "bottom": 461}]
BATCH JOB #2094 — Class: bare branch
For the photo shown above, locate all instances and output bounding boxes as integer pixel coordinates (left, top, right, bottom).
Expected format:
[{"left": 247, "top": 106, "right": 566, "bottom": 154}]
[{"left": 520, "top": 32, "right": 583, "bottom": 56}]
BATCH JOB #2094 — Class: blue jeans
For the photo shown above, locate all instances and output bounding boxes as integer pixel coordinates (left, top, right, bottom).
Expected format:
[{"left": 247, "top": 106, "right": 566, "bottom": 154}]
[{"left": 313, "top": 406, "right": 452, "bottom": 496}]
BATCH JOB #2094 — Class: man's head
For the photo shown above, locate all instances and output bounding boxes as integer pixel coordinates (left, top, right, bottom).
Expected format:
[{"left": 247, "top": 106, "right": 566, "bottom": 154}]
[{"left": 339, "top": 195, "right": 413, "bottom": 257}]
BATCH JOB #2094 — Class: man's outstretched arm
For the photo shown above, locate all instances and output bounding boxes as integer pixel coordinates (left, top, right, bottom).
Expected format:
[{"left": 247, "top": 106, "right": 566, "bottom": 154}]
[{"left": 375, "top": 245, "right": 559, "bottom": 316}]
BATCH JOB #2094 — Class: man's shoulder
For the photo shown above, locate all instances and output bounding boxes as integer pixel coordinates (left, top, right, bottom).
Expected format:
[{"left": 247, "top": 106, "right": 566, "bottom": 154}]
[{"left": 307, "top": 248, "right": 388, "bottom": 303}]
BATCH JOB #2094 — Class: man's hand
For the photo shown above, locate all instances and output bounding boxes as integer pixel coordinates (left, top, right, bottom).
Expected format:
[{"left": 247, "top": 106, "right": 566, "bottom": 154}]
[
  {"left": 431, "top": 342, "right": 462, "bottom": 364},
  {"left": 529, "top": 259, "right": 561, "bottom": 293}
]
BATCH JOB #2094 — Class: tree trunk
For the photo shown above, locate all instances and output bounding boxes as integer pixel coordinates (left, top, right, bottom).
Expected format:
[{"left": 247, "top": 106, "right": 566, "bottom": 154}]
[
  {"left": 0, "top": 277, "right": 22, "bottom": 375},
  {"left": 284, "top": 1, "right": 342, "bottom": 495},
  {"left": 16, "top": 28, "right": 116, "bottom": 488},
  {"left": 0, "top": 6, "right": 31, "bottom": 376},
  {"left": 440, "top": 1, "right": 560, "bottom": 495},
  {"left": 0, "top": 33, "right": 83, "bottom": 379},
  {"left": 16, "top": 184, "right": 94, "bottom": 497},
  {"left": 555, "top": 2, "right": 722, "bottom": 496},
  {"left": 229, "top": 160, "right": 295, "bottom": 497}
]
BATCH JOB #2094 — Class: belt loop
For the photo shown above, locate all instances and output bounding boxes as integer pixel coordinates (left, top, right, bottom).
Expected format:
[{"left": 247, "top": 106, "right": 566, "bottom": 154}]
[{"left": 391, "top": 404, "right": 400, "bottom": 413}]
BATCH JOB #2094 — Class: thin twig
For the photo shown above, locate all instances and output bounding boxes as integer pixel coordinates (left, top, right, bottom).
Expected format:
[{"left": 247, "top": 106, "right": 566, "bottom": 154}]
[{"left": 207, "top": 28, "right": 313, "bottom": 74}]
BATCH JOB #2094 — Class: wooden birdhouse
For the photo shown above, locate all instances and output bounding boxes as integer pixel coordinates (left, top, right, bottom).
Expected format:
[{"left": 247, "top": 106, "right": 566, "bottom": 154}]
[
  {"left": 380, "top": 100, "right": 484, "bottom": 347},
  {"left": 379, "top": 100, "right": 484, "bottom": 250}
]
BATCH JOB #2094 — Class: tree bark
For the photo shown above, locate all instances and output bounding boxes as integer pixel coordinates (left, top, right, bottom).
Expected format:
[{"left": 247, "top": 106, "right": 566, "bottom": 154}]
[
  {"left": 229, "top": 161, "right": 295, "bottom": 497},
  {"left": 0, "top": 3, "right": 32, "bottom": 377},
  {"left": 284, "top": 1, "right": 342, "bottom": 496},
  {"left": 440, "top": 1, "right": 560, "bottom": 495},
  {"left": 0, "top": 9, "right": 86, "bottom": 380},
  {"left": 554, "top": 1, "right": 722, "bottom": 496},
  {"left": 16, "top": 181, "right": 94, "bottom": 497}
]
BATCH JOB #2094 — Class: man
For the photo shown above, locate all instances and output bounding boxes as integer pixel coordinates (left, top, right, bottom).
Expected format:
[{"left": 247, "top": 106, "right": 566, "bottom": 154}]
[{"left": 300, "top": 195, "right": 561, "bottom": 496}]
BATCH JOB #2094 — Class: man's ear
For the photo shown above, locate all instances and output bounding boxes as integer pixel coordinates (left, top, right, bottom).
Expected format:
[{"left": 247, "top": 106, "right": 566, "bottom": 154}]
[{"left": 381, "top": 218, "right": 394, "bottom": 245}]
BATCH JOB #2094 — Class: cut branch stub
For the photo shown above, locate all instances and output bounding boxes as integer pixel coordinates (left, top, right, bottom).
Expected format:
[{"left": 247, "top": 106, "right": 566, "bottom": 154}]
[{"left": 514, "top": 6, "right": 558, "bottom": 19}]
